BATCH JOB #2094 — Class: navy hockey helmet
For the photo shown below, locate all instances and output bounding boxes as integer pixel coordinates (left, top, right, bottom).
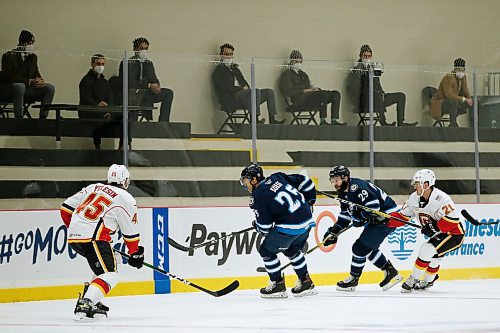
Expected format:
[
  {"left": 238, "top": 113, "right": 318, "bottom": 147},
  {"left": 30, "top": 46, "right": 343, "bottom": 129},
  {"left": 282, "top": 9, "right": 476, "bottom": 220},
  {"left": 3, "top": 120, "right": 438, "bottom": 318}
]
[
  {"left": 240, "top": 163, "right": 264, "bottom": 185},
  {"left": 329, "top": 165, "right": 350, "bottom": 179}
]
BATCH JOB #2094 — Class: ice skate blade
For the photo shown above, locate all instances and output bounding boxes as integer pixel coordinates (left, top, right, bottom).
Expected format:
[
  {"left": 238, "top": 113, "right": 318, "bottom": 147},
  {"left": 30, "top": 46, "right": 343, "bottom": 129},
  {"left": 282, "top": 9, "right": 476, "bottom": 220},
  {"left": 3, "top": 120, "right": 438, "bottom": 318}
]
[
  {"left": 292, "top": 288, "right": 318, "bottom": 297},
  {"left": 400, "top": 287, "right": 413, "bottom": 294},
  {"left": 336, "top": 286, "right": 356, "bottom": 292},
  {"left": 260, "top": 291, "right": 288, "bottom": 299},
  {"left": 73, "top": 313, "right": 96, "bottom": 322},
  {"left": 93, "top": 313, "right": 108, "bottom": 319},
  {"left": 382, "top": 274, "right": 403, "bottom": 291}
]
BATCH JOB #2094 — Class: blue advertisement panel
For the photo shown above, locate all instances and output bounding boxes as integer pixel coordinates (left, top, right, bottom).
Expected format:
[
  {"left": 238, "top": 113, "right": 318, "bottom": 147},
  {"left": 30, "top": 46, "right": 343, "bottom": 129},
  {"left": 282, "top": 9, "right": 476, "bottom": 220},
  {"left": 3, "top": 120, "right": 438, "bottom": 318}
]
[{"left": 152, "top": 208, "right": 170, "bottom": 294}]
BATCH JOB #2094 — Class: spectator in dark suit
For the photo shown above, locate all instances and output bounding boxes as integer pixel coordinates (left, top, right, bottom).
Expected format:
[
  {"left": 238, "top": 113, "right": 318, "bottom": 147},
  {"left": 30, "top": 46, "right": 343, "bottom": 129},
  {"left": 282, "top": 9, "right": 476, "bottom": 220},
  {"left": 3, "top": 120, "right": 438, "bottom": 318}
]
[
  {"left": 346, "top": 44, "right": 416, "bottom": 127},
  {"left": 212, "top": 43, "right": 284, "bottom": 124},
  {"left": 280, "top": 50, "right": 345, "bottom": 125},
  {"left": 119, "top": 37, "right": 173, "bottom": 122},
  {"left": 79, "top": 54, "right": 113, "bottom": 149},
  {"left": 1, "top": 30, "right": 55, "bottom": 119}
]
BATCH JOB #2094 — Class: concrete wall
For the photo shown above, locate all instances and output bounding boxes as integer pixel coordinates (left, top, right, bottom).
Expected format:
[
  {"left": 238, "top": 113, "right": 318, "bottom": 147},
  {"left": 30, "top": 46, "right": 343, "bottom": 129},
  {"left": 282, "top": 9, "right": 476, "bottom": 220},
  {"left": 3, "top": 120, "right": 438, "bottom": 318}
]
[{"left": 1, "top": 0, "right": 499, "bottom": 132}]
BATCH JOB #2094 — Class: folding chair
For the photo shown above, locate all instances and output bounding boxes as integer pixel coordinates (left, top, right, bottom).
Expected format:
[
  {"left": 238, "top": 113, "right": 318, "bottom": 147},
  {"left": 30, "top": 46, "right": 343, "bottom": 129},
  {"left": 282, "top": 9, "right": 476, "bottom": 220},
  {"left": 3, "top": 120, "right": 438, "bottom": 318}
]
[
  {"left": 422, "top": 86, "right": 450, "bottom": 127},
  {"left": 281, "top": 94, "right": 320, "bottom": 125},
  {"left": 353, "top": 107, "right": 380, "bottom": 126},
  {"left": 217, "top": 107, "right": 250, "bottom": 134}
]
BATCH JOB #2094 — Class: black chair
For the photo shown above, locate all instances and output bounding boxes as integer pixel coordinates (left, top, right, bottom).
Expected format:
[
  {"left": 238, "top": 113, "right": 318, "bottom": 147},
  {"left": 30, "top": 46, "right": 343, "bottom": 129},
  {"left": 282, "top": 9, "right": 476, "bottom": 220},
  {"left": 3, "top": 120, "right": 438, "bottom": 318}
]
[
  {"left": 353, "top": 107, "right": 381, "bottom": 126},
  {"left": 422, "top": 86, "right": 450, "bottom": 127},
  {"left": 280, "top": 91, "right": 320, "bottom": 125},
  {"left": 217, "top": 107, "right": 250, "bottom": 134},
  {"left": 0, "top": 72, "right": 33, "bottom": 118},
  {"left": 108, "top": 76, "right": 149, "bottom": 122}
]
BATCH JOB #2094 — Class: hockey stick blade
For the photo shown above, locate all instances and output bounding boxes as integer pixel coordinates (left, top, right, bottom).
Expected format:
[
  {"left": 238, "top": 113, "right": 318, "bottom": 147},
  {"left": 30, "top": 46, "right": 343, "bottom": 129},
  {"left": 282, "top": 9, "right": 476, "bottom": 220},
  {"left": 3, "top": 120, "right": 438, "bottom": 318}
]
[
  {"left": 168, "top": 226, "right": 255, "bottom": 252},
  {"left": 167, "top": 237, "right": 192, "bottom": 252},
  {"left": 115, "top": 249, "right": 239, "bottom": 297},
  {"left": 461, "top": 209, "right": 500, "bottom": 226}
]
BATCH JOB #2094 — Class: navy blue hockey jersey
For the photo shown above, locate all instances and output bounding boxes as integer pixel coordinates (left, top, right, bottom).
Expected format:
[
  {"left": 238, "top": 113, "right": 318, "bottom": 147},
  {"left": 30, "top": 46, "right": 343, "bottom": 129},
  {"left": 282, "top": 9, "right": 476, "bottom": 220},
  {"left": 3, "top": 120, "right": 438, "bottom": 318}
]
[
  {"left": 250, "top": 172, "right": 316, "bottom": 235},
  {"left": 336, "top": 177, "right": 398, "bottom": 229}
]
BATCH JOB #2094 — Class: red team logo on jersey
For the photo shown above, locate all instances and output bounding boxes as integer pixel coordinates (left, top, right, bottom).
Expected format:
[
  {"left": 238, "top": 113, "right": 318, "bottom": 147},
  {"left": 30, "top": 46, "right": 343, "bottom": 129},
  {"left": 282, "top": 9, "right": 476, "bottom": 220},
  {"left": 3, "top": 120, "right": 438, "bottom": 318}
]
[{"left": 418, "top": 213, "right": 436, "bottom": 226}]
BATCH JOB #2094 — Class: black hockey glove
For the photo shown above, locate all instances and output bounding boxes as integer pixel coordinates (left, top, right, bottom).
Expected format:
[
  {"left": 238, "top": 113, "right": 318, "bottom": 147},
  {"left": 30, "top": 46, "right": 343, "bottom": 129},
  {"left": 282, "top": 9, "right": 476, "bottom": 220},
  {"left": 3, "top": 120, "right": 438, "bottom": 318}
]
[
  {"left": 128, "top": 246, "right": 144, "bottom": 269},
  {"left": 323, "top": 225, "right": 342, "bottom": 246},
  {"left": 368, "top": 214, "right": 389, "bottom": 225},
  {"left": 421, "top": 221, "right": 440, "bottom": 238}
]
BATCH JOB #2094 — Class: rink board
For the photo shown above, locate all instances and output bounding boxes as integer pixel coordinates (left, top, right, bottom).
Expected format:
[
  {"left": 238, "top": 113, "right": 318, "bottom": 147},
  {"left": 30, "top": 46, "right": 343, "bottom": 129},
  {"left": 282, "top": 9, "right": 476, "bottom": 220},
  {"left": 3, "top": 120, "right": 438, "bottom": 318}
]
[{"left": 0, "top": 204, "right": 499, "bottom": 302}]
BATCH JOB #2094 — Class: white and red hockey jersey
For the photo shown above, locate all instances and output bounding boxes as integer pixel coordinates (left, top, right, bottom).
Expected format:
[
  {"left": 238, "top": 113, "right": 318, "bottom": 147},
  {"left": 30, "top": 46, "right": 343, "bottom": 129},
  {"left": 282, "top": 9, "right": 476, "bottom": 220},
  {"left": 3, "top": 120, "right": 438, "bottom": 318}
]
[
  {"left": 388, "top": 187, "right": 464, "bottom": 235},
  {"left": 60, "top": 183, "right": 140, "bottom": 253}
]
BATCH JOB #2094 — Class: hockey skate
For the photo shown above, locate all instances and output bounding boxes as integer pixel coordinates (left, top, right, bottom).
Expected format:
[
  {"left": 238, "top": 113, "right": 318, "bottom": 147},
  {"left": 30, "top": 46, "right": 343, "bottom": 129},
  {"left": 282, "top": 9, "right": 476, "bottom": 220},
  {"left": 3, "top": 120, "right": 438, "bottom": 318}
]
[
  {"left": 379, "top": 261, "right": 403, "bottom": 291},
  {"left": 401, "top": 276, "right": 418, "bottom": 293},
  {"left": 81, "top": 282, "right": 109, "bottom": 312},
  {"left": 336, "top": 275, "right": 359, "bottom": 291},
  {"left": 73, "top": 297, "right": 107, "bottom": 321},
  {"left": 291, "top": 274, "right": 318, "bottom": 297},
  {"left": 260, "top": 279, "right": 288, "bottom": 298},
  {"left": 414, "top": 274, "right": 439, "bottom": 291}
]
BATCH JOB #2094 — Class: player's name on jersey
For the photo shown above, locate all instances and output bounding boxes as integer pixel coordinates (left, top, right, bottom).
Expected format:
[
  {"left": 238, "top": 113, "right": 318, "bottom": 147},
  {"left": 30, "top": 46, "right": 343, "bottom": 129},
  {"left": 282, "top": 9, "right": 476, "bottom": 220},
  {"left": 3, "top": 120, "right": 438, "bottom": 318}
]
[{"left": 94, "top": 185, "right": 119, "bottom": 198}]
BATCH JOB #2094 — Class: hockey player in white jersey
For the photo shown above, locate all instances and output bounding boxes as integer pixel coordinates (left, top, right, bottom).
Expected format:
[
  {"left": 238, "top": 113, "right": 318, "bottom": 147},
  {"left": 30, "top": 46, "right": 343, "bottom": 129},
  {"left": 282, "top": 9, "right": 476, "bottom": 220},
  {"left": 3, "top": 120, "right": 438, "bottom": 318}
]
[
  {"left": 60, "top": 164, "right": 144, "bottom": 320},
  {"left": 386, "top": 169, "right": 465, "bottom": 293}
]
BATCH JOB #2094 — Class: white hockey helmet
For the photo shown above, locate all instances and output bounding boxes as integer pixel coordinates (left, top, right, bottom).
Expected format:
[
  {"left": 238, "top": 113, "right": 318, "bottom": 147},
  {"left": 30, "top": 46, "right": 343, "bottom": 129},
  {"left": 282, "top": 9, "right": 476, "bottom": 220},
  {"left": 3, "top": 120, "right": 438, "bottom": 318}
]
[
  {"left": 107, "top": 164, "right": 130, "bottom": 188},
  {"left": 412, "top": 169, "right": 436, "bottom": 187}
]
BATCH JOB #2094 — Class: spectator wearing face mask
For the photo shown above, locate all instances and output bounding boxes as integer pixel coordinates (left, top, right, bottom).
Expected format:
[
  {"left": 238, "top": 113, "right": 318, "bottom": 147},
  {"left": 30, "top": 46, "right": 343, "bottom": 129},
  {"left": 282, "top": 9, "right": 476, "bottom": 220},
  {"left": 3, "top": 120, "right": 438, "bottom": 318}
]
[
  {"left": 119, "top": 37, "right": 174, "bottom": 122},
  {"left": 346, "top": 44, "right": 416, "bottom": 127},
  {"left": 1, "top": 29, "right": 55, "bottom": 119},
  {"left": 212, "top": 43, "right": 284, "bottom": 124},
  {"left": 430, "top": 58, "right": 472, "bottom": 127},
  {"left": 280, "top": 49, "right": 346, "bottom": 126},
  {"left": 79, "top": 54, "right": 116, "bottom": 149}
]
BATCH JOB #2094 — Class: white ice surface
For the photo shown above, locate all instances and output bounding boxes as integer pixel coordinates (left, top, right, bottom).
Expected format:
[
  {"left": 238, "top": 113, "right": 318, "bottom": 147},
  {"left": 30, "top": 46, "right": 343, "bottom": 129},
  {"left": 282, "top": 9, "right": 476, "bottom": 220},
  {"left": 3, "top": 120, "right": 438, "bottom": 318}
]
[{"left": 1, "top": 279, "right": 499, "bottom": 333}]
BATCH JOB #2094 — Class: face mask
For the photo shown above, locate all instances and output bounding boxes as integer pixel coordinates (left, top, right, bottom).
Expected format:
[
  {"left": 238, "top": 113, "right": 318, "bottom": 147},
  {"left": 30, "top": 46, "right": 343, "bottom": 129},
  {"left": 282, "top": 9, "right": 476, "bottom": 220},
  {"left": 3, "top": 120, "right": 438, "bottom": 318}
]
[
  {"left": 291, "top": 63, "right": 302, "bottom": 71},
  {"left": 24, "top": 44, "right": 35, "bottom": 54},
  {"left": 137, "top": 50, "right": 148, "bottom": 59},
  {"left": 93, "top": 65, "right": 105, "bottom": 74},
  {"left": 362, "top": 58, "right": 372, "bottom": 65},
  {"left": 456, "top": 71, "right": 465, "bottom": 79},
  {"left": 222, "top": 58, "right": 233, "bottom": 66}
]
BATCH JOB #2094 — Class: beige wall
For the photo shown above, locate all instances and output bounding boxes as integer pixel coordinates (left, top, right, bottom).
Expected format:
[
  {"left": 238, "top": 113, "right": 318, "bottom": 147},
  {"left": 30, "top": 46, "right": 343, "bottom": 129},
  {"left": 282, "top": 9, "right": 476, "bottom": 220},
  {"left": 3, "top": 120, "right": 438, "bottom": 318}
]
[{"left": 1, "top": 0, "right": 499, "bottom": 133}]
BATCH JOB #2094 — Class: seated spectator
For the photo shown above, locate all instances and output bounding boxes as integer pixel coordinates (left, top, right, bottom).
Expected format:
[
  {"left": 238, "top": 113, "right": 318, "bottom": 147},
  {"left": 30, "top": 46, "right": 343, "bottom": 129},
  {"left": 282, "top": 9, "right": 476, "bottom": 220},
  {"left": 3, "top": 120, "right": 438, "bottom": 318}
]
[
  {"left": 280, "top": 50, "right": 346, "bottom": 125},
  {"left": 346, "top": 44, "right": 416, "bottom": 127},
  {"left": 79, "top": 54, "right": 113, "bottom": 149},
  {"left": 212, "top": 43, "right": 284, "bottom": 124},
  {"left": 119, "top": 37, "right": 174, "bottom": 122},
  {"left": 1, "top": 30, "right": 55, "bottom": 119},
  {"left": 430, "top": 58, "right": 472, "bottom": 127}
]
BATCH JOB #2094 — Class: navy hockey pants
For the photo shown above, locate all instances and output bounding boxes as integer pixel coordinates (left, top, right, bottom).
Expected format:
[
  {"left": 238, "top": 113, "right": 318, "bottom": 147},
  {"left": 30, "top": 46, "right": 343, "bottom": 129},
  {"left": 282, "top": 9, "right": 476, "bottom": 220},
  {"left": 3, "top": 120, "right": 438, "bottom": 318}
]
[
  {"left": 350, "top": 223, "right": 394, "bottom": 277},
  {"left": 259, "top": 228, "right": 311, "bottom": 282}
]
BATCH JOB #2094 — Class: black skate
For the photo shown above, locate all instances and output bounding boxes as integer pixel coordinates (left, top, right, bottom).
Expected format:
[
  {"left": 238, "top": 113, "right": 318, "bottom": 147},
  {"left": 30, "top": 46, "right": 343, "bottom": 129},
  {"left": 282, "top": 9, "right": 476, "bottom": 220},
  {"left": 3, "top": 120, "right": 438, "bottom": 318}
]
[
  {"left": 291, "top": 274, "right": 318, "bottom": 297},
  {"left": 81, "top": 282, "right": 109, "bottom": 312},
  {"left": 73, "top": 297, "right": 107, "bottom": 321},
  {"left": 379, "top": 261, "right": 403, "bottom": 291},
  {"left": 336, "top": 275, "right": 359, "bottom": 291},
  {"left": 260, "top": 279, "right": 288, "bottom": 298},
  {"left": 414, "top": 274, "right": 439, "bottom": 290},
  {"left": 401, "top": 276, "right": 418, "bottom": 293}
]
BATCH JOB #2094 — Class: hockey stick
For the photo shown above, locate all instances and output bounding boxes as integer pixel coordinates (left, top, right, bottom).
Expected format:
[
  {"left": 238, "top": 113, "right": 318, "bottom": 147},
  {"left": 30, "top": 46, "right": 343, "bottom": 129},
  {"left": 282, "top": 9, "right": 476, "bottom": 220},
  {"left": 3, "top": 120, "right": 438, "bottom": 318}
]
[
  {"left": 114, "top": 249, "right": 239, "bottom": 297},
  {"left": 256, "top": 224, "right": 353, "bottom": 273},
  {"left": 317, "top": 190, "right": 421, "bottom": 229},
  {"left": 168, "top": 226, "right": 255, "bottom": 252},
  {"left": 461, "top": 209, "right": 500, "bottom": 226}
]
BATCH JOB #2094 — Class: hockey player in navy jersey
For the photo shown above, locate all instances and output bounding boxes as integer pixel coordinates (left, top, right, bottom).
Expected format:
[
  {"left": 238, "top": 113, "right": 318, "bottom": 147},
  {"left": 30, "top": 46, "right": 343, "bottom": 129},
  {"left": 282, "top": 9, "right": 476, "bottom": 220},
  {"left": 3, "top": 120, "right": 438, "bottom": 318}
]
[
  {"left": 323, "top": 165, "right": 403, "bottom": 291},
  {"left": 240, "top": 163, "right": 318, "bottom": 298}
]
